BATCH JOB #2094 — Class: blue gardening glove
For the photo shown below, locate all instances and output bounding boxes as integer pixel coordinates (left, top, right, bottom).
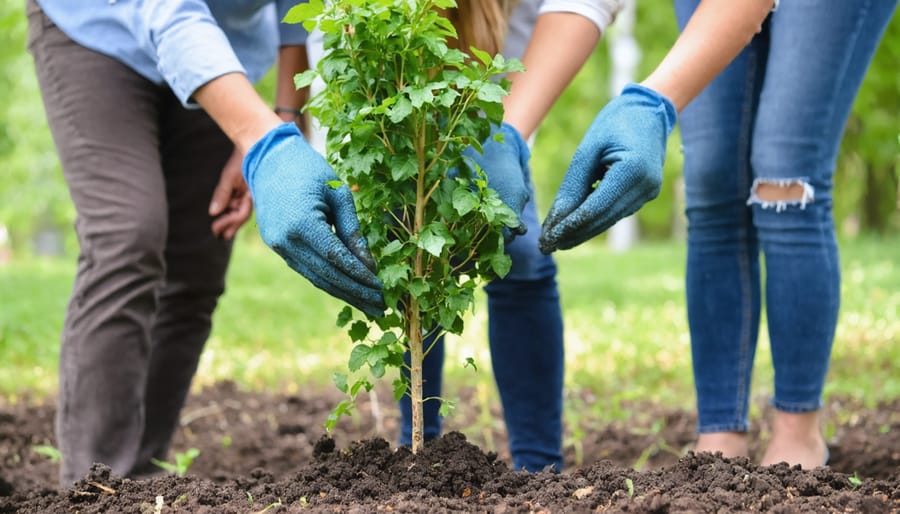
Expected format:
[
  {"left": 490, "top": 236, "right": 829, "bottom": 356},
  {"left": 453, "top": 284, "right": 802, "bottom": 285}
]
[
  {"left": 462, "top": 122, "right": 531, "bottom": 239},
  {"left": 539, "top": 83, "right": 676, "bottom": 254},
  {"left": 243, "top": 123, "right": 385, "bottom": 317}
]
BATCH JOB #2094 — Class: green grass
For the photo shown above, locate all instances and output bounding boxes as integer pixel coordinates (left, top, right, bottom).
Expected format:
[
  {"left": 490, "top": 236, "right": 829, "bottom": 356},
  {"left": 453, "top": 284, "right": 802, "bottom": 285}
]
[{"left": 1, "top": 235, "right": 898, "bottom": 423}]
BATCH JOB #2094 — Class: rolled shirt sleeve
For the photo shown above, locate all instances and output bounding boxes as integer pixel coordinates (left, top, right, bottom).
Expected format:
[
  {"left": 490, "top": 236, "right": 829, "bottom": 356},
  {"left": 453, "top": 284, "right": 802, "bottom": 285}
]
[
  {"left": 37, "top": 0, "right": 286, "bottom": 108},
  {"left": 135, "top": 0, "right": 246, "bottom": 106},
  {"left": 538, "top": 0, "right": 626, "bottom": 34}
]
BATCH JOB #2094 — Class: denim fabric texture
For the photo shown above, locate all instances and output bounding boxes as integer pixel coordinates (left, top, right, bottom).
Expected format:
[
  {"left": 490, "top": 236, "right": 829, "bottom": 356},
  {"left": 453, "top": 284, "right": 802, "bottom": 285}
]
[{"left": 674, "top": 0, "right": 898, "bottom": 433}]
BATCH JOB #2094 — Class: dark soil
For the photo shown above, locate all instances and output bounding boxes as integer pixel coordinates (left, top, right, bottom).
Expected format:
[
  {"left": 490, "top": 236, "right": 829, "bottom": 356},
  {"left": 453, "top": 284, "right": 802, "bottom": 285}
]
[{"left": 2, "top": 381, "right": 898, "bottom": 513}]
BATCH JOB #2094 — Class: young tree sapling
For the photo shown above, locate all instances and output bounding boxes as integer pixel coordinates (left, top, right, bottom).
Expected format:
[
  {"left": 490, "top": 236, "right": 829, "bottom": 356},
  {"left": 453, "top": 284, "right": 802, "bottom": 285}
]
[{"left": 287, "top": 0, "right": 523, "bottom": 453}]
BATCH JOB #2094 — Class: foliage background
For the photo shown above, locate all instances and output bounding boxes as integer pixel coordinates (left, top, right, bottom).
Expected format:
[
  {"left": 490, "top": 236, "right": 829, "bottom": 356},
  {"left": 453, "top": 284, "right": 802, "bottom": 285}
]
[{"left": 0, "top": 0, "right": 897, "bottom": 252}]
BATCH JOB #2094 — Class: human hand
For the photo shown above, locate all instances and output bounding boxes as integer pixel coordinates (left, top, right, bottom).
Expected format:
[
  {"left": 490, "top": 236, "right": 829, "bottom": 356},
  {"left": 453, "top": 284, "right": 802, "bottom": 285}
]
[
  {"left": 462, "top": 122, "right": 531, "bottom": 239},
  {"left": 243, "top": 122, "right": 386, "bottom": 317},
  {"left": 209, "top": 148, "right": 253, "bottom": 240},
  {"left": 539, "top": 84, "right": 676, "bottom": 253}
]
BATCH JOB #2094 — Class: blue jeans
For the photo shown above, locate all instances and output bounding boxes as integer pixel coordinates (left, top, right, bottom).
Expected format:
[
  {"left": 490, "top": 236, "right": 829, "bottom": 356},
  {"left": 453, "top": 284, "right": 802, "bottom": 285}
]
[
  {"left": 674, "top": 0, "right": 897, "bottom": 433},
  {"left": 399, "top": 176, "right": 565, "bottom": 472}
]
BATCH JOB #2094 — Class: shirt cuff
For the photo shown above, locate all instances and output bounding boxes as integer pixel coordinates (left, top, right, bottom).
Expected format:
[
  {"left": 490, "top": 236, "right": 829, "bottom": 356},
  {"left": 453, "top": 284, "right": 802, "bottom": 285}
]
[{"left": 538, "top": 0, "right": 624, "bottom": 34}]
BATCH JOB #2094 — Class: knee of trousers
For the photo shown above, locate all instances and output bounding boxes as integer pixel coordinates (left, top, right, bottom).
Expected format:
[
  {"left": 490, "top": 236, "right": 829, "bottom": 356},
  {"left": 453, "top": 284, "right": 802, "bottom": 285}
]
[
  {"left": 747, "top": 178, "right": 834, "bottom": 246},
  {"left": 161, "top": 239, "right": 231, "bottom": 297},
  {"left": 683, "top": 142, "right": 750, "bottom": 214},
  {"left": 75, "top": 211, "right": 168, "bottom": 280}
]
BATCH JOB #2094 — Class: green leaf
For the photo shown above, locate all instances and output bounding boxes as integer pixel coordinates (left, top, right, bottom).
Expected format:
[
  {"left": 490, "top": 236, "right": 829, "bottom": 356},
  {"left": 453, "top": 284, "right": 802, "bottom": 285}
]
[
  {"left": 349, "top": 379, "right": 372, "bottom": 397},
  {"left": 380, "top": 240, "right": 404, "bottom": 257},
  {"left": 490, "top": 253, "right": 512, "bottom": 278},
  {"left": 342, "top": 149, "right": 380, "bottom": 174},
  {"left": 478, "top": 97, "right": 505, "bottom": 123},
  {"left": 452, "top": 187, "right": 478, "bottom": 215},
  {"left": 336, "top": 306, "right": 353, "bottom": 327},
  {"left": 438, "top": 88, "right": 460, "bottom": 108},
  {"left": 294, "top": 69, "right": 318, "bottom": 90},
  {"left": 366, "top": 345, "right": 390, "bottom": 366},
  {"left": 502, "top": 57, "right": 525, "bottom": 74},
  {"left": 446, "top": 291, "right": 472, "bottom": 313},
  {"left": 388, "top": 97, "right": 413, "bottom": 123},
  {"left": 333, "top": 372, "right": 348, "bottom": 394},
  {"left": 475, "top": 81, "right": 508, "bottom": 105},
  {"left": 282, "top": 0, "right": 323, "bottom": 24},
  {"left": 418, "top": 223, "right": 455, "bottom": 257},
  {"left": 320, "top": 54, "right": 349, "bottom": 80},
  {"left": 393, "top": 378, "right": 408, "bottom": 401},
  {"left": 348, "top": 344, "right": 370, "bottom": 371},
  {"left": 390, "top": 157, "right": 418, "bottom": 181},
  {"left": 377, "top": 331, "right": 398, "bottom": 346},
  {"left": 422, "top": 36, "right": 448, "bottom": 59},
  {"left": 380, "top": 263, "right": 410, "bottom": 288},
  {"left": 348, "top": 320, "right": 370, "bottom": 342},
  {"left": 325, "top": 399, "right": 354, "bottom": 432},
  {"left": 469, "top": 46, "right": 493, "bottom": 66},
  {"left": 408, "top": 278, "right": 430, "bottom": 297},
  {"left": 326, "top": 179, "right": 343, "bottom": 189},
  {"left": 408, "top": 87, "right": 434, "bottom": 109},
  {"left": 464, "top": 357, "right": 478, "bottom": 372},
  {"left": 438, "top": 398, "right": 456, "bottom": 417}
]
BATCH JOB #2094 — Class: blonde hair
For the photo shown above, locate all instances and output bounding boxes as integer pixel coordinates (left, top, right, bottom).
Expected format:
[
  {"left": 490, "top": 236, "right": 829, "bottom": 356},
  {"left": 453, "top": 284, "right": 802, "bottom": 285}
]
[{"left": 446, "top": 0, "right": 518, "bottom": 57}]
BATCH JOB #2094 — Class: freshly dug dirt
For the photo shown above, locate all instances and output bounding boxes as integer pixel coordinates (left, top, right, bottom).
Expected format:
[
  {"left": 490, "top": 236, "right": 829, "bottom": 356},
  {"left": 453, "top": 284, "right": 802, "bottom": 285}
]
[{"left": 1, "top": 381, "right": 898, "bottom": 513}]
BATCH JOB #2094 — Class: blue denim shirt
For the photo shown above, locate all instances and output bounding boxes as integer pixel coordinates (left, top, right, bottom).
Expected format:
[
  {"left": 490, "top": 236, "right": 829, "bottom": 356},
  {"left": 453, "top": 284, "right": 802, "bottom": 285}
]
[{"left": 36, "top": 0, "right": 308, "bottom": 106}]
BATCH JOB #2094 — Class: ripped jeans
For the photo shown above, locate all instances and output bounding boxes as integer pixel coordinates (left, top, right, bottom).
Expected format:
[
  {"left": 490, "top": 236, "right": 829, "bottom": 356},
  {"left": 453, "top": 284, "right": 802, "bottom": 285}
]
[{"left": 674, "top": 0, "right": 898, "bottom": 433}]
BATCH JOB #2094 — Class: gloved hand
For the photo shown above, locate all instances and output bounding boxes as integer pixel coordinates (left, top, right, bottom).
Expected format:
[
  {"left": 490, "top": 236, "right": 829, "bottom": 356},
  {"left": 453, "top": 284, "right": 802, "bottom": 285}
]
[
  {"left": 462, "top": 122, "right": 531, "bottom": 239},
  {"left": 539, "top": 83, "right": 676, "bottom": 254},
  {"left": 243, "top": 122, "right": 386, "bottom": 317}
]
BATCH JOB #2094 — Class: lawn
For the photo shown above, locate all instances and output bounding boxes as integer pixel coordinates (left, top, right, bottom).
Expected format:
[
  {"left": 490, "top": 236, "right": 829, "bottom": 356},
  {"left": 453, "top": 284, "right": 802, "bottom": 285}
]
[{"left": 1, "top": 235, "right": 897, "bottom": 423}]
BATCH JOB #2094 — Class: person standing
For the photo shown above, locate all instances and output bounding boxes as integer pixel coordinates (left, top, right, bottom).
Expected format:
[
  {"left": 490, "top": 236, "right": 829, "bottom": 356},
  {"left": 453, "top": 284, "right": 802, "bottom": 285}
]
[
  {"left": 671, "top": 0, "right": 898, "bottom": 468},
  {"left": 26, "top": 0, "right": 382, "bottom": 484},
  {"left": 530, "top": 0, "right": 898, "bottom": 468}
]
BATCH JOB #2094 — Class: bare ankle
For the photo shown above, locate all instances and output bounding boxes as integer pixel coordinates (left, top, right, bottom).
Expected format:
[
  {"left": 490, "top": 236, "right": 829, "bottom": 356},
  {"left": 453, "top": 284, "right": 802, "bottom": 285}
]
[
  {"left": 761, "top": 410, "right": 827, "bottom": 468},
  {"left": 694, "top": 432, "right": 749, "bottom": 459}
]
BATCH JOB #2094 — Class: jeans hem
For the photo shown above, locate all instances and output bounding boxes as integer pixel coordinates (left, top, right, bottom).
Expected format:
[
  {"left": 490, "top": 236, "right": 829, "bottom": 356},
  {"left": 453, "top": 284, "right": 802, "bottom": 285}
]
[
  {"left": 697, "top": 422, "right": 750, "bottom": 434},
  {"left": 770, "top": 398, "right": 823, "bottom": 413}
]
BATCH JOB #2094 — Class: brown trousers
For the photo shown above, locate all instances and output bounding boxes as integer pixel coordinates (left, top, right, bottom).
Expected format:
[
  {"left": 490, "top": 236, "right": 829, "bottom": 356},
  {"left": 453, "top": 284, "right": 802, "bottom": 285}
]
[{"left": 27, "top": 0, "right": 234, "bottom": 485}]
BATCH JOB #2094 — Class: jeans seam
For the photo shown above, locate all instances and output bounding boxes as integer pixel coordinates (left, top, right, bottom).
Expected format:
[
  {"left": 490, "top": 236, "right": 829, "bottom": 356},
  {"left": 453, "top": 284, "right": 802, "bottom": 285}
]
[
  {"left": 816, "top": 0, "right": 870, "bottom": 171},
  {"left": 733, "top": 42, "right": 760, "bottom": 429}
]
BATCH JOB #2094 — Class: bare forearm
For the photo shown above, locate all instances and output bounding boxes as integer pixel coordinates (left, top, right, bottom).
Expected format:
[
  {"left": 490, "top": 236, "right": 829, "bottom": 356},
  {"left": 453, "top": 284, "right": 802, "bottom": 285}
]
[
  {"left": 503, "top": 13, "right": 601, "bottom": 139},
  {"left": 275, "top": 45, "right": 310, "bottom": 126},
  {"left": 641, "top": 0, "right": 774, "bottom": 111},
  {"left": 193, "top": 72, "right": 282, "bottom": 154}
]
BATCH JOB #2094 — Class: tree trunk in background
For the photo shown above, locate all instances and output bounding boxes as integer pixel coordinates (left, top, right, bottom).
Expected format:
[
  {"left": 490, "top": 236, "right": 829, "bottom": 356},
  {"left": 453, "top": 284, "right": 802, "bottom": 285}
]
[{"left": 606, "top": 0, "right": 640, "bottom": 252}]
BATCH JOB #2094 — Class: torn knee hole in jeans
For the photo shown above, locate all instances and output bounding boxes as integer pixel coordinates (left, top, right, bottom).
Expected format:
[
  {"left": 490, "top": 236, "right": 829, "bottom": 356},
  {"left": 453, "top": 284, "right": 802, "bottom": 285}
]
[{"left": 746, "top": 178, "right": 814, "bottom": 212}]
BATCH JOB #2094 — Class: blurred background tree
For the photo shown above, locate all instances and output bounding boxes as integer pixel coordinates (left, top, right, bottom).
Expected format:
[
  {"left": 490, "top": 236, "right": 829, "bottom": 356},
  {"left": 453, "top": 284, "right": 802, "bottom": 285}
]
[
  {"left": 834, "top": 18, "right": 900, "bottom": 235},
  {"left": 0, "top": 0, "right": 896, "bottom": 256}
]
